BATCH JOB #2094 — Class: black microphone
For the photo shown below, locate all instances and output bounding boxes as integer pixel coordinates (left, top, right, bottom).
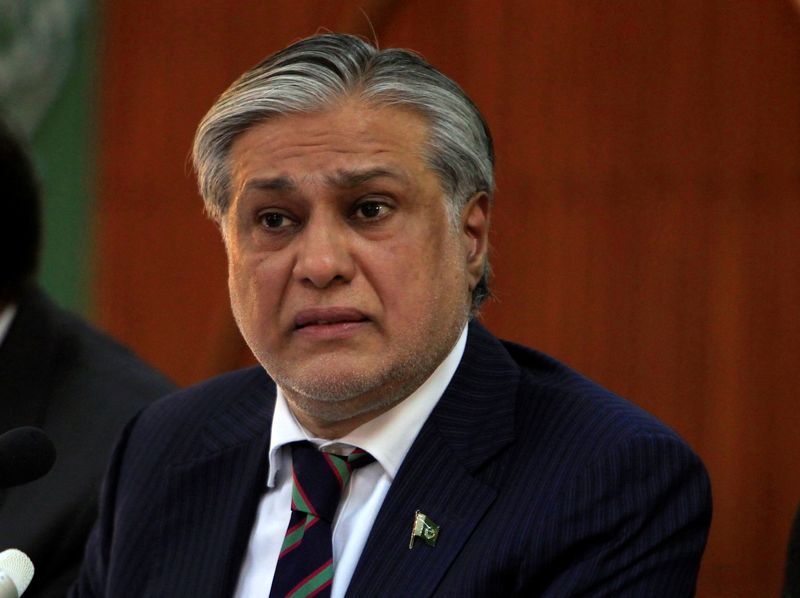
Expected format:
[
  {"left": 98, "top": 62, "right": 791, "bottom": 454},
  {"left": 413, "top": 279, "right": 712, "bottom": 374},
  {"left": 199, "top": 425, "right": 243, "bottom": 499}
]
[{"left": 0, "top": 427, "right": 56, "bottom": 488}]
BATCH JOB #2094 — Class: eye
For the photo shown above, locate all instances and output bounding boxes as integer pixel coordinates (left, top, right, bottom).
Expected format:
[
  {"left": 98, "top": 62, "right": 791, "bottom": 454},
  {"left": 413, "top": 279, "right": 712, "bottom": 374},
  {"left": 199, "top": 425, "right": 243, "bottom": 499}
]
[
  {"left": 258, "top": 211, "right": 294, "bottom": 229},
  {"left": 353, "top": 200, "right": 391, "bottom": 221}
]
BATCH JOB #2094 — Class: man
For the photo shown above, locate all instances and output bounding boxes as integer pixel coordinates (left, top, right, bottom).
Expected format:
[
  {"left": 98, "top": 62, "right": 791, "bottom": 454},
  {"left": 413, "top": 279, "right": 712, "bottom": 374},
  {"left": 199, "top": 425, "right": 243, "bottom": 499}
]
[
  {"left": 73, "top": 34, "right": 711, "bottom": 597},
  {"left": 0, "top": 119, "right": 176, "bottom": 596}
]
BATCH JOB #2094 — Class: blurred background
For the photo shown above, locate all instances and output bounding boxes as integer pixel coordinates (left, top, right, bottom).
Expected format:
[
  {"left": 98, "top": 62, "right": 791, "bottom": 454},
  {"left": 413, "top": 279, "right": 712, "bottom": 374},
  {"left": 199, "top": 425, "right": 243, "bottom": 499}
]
[{"left": 2, "top": 1, "right": 798, "bottom": 595}]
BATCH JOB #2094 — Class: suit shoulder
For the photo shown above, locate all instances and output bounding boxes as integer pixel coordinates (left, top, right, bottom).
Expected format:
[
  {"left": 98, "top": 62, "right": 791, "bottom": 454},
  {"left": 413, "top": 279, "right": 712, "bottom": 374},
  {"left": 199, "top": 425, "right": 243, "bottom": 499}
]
[
  {"left": 49, "top": 304, "right": 175, "bottom": 402},
  {"left": 127, "top": 367, "right": 274, "bottom": 460},
  {"left": 6, "top": 290, "right": 177, "bottom": 448},
  {"left": 139, "top": 366, "right": 272, "bottom": 425},
  {"left": 500, "top": 338, "right": 695, "bottom": 456}
]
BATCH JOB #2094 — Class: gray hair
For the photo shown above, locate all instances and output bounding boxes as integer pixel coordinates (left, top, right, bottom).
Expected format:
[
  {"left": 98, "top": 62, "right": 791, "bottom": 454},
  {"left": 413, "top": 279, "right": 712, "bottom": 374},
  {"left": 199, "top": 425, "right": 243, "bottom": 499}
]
[{"left": 192, "top": 33, "right": 494, "bottom": 308}]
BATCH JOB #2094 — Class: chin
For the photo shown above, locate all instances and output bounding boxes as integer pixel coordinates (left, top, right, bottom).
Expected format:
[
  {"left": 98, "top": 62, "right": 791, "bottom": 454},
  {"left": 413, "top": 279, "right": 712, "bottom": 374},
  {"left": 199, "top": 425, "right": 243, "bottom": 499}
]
[
  {"left": 278, "top": 367, "right": 391, "bottom": 404},
  {"left": 279, "top": 372, "right": 403, "bottom": 423}
]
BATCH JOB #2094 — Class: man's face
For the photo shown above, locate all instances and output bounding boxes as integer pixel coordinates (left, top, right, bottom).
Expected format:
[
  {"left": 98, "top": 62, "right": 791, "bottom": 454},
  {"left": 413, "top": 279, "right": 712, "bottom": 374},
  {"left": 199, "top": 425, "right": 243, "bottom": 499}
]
[{"left": 223, "top": 100, "right": 489, "bottom": 434}]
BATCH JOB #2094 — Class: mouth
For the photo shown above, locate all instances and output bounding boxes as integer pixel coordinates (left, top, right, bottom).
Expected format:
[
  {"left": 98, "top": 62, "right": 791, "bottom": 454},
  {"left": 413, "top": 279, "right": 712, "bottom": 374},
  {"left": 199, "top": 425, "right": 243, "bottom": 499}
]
[{"left": 293, "top": 307, "right": 369, "bottom": 330}]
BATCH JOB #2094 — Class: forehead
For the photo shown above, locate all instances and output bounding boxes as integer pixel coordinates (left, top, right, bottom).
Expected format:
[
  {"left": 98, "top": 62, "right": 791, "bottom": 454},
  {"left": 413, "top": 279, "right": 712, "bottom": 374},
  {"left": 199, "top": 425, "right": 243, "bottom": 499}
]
[{"left": 228, "top": 101, "right": 436, "bottom": 190}]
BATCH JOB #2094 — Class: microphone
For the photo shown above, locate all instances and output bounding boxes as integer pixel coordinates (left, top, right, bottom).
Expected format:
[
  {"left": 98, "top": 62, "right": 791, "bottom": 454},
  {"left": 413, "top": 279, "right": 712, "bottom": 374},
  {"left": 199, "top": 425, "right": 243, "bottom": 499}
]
[
  {"left": 0, "top": 427, "right": 56, "bottom": 488},
  {"left": 0, "top": 549, "right": 33, "bottom": 597}
]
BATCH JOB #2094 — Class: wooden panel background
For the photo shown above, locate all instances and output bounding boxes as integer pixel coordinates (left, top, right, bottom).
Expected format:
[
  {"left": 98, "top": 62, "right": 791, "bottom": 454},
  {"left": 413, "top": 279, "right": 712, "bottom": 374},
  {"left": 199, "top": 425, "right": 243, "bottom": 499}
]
[{"left": 94, "top": 1, "right": 800, "bottom": 595}]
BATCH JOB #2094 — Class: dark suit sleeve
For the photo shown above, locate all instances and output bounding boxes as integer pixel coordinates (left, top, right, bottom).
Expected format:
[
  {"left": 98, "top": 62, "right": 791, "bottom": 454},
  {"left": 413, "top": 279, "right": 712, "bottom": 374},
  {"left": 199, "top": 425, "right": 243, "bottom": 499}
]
[
  {"left": 31, "top": 499, "right": 99, "bottom": 598},
  {"left": 68, "top": 415, "right": 139, "bottom": 598},
  {"left": 785, "top": 503, "right": 800, "bottom": 598},
  {"left": 533, "top": 434, "right": 712, "bottom": 597}
]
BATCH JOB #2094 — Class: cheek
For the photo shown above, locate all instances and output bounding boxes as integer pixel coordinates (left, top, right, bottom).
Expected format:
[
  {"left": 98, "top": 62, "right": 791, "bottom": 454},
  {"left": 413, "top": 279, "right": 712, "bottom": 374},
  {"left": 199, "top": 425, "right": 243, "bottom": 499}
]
[
  {"left": 363, "top": 241, "right": 425, "bottom": 299},
  {"left": 227, "top": 263, "right": 252, "bottom": 331},
  {"left": 422, "top": 239, "right": 472, "bottom": 310},
  {"left": 227, "top": 255, "right": 252, "bottom": 302},
  {"left": 369, "top": 237, "right": 463, "bottom": 312},
  {"left": 228, "top": 255, "right": 279, "bottom": 320}
]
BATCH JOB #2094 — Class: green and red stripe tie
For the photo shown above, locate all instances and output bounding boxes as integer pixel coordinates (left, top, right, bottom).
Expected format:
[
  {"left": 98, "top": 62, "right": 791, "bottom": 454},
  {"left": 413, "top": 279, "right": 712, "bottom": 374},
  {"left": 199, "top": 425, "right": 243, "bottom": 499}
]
[{"left": 269, "top": 441, "right": 374, "bottom": 598}]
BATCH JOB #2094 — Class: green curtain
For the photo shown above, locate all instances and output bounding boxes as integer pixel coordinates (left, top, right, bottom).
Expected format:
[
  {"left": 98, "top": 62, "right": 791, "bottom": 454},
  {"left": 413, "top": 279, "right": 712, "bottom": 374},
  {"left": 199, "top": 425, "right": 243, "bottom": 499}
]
[{"left": 0, "top": 0, "right": 96, "bottom": 314}]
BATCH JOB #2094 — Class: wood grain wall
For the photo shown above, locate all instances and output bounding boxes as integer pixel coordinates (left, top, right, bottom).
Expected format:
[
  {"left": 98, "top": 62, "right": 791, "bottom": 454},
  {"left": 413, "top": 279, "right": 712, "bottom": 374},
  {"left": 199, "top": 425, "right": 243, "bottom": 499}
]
[{"left": 94, "top": 2, "right": 800, "bottom": 595}]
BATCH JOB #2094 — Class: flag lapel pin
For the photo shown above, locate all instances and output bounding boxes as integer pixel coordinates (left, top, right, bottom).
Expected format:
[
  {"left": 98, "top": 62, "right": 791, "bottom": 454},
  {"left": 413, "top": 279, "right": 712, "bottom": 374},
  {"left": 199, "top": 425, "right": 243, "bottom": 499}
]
[{"left": 409, "top": 510, "right": 440, "bottom": 549}]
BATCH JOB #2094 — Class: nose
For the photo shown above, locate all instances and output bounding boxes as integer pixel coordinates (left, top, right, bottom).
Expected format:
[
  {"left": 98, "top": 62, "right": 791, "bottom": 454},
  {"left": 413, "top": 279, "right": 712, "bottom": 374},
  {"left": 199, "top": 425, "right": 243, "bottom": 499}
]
[{"left": 292, "top": 217, "right": 356, "bottom": 288}]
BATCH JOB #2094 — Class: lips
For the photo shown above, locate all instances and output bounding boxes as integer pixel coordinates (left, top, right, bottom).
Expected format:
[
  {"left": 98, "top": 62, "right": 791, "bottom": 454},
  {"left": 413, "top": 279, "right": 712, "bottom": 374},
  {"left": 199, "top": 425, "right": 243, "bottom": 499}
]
[{"left": 294, "top": 307, "right": 368, "bottom": 329}]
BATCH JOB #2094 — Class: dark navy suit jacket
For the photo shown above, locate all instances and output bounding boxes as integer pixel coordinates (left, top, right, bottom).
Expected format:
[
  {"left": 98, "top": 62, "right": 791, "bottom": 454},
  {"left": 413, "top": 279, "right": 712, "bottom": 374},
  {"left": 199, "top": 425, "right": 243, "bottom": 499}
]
[
  {"left": 72, "top": 322, "right": 711, "bottom": 597},
  {"left": 0, "top": 287, "right": 175, "bottom": 597}
]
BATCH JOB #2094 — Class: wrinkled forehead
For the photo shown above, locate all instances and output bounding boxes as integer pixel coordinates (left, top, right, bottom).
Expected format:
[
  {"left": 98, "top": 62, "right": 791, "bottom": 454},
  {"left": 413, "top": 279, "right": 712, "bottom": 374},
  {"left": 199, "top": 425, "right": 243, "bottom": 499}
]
[
  {"left": 231, "top": 96, "right": 433, "bottom": 152},
  {"left": 226, "top": 101, "right": 439, "bottom": 194}
]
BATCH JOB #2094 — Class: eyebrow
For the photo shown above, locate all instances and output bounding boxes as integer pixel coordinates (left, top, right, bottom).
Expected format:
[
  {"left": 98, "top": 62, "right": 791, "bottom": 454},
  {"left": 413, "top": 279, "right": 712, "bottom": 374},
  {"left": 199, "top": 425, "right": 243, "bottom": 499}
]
[
  {"left": 241, "top": 167, "right": 406, "bottom": 196},
  {"left": 242, "top": 176, "right": 295, "bottom": 193},
  {"left": 325, "top": 167, "right": 407, "bottom": 188}
]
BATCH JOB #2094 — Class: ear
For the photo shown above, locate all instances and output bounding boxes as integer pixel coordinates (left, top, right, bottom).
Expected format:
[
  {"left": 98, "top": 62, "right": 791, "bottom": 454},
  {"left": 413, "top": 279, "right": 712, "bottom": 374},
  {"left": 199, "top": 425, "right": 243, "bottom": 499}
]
[{"left": 460, "top": 192, "right": 491, "bottom": 291}]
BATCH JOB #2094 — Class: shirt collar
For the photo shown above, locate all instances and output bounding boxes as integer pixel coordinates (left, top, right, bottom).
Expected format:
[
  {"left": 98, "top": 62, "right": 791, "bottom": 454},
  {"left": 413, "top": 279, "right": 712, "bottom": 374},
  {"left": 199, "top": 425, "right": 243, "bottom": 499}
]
[
  {"left": 267, "top": 325, "right": 468, "bottom": 487},
  {"left": 0, "top": 304, "right": 17, "bottom": 349}
]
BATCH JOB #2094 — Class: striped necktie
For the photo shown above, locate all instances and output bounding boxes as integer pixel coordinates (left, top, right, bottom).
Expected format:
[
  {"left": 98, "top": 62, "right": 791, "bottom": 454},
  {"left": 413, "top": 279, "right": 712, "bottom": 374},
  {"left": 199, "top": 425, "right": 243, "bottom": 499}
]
[{"left": 269, "top": 441, "right": 375, "bottom": 598}]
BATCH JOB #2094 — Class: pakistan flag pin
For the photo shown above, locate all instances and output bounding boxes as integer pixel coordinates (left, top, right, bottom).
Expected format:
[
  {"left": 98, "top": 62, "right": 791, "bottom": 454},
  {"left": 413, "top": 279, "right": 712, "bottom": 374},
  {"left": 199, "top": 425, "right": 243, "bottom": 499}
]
[{"left": 409, "top": 510, "right": 440, "bottom": 549}]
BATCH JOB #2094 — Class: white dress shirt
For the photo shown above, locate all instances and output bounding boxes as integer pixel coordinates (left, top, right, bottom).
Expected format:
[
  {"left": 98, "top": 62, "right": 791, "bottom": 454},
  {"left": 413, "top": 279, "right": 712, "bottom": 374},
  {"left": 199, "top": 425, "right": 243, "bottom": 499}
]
[
  {"left": 0, "top": 304, "right": 17, "bottom": 348},
  {"left": 234, "top": 325, "right": 467, "bottom": 598}
]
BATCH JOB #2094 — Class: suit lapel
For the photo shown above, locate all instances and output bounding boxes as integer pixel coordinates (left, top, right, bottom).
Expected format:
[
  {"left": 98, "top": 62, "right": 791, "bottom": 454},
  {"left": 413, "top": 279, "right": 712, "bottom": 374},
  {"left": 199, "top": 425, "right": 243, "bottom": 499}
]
[
  {"left": 346, "top": 323, "right": 519, "bottom": 597},
  {"left": 0, "top": 288, "right": 59, "bottom": 431},
  {"left": 156, "top": 374, "right": 275, "bottom": 597},
  {"left": 0, "top": 290, "right": 60, "bottom": 510}
]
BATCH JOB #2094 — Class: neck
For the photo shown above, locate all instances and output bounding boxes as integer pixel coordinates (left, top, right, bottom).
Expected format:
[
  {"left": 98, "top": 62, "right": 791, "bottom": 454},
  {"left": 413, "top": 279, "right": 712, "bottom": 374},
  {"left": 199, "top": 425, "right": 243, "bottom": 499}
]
[{"left": 288, "top": 398, "right": 404, "bottom": 440}]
